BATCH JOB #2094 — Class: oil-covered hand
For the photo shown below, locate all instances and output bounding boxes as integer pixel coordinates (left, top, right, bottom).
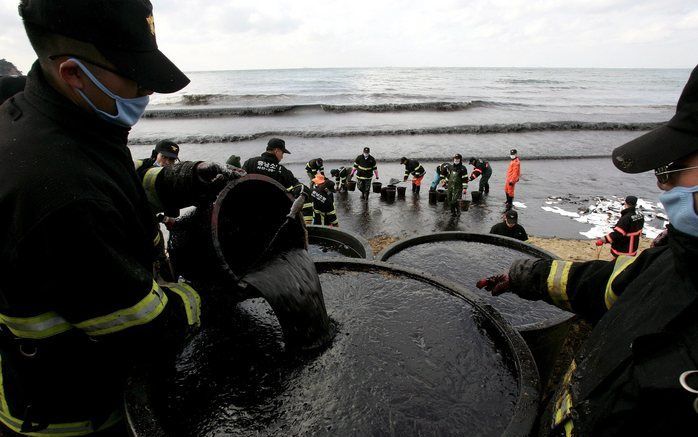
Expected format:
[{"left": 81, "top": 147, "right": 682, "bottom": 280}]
[{"left": 476, "top": 274, "right": 511, "bottom": 296}]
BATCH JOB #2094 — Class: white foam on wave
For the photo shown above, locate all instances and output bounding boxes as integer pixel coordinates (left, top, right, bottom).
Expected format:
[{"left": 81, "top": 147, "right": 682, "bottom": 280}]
[{"left": 541, "top": 195, "right": 666, "bottom": 239}]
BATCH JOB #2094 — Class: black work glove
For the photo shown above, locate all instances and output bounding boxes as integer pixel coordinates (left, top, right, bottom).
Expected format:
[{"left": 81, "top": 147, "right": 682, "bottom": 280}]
[{"left": 195, "top": 162, "right": 245, "bottom": 197}]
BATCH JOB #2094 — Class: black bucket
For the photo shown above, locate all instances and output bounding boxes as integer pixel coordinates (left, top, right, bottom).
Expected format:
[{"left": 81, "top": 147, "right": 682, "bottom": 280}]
[
  {"left": 378, "top": 232, "right": 576, "bottom": 385},
  {"left": 428, "top": 190, "right": 438, "bottom": 204},
  {"left": 124, "top": 259, "right": 539, "bottom": 437},
  {"left": 460, "top": 199, "right": 471, "bottom": 211},
  {"left": 397, "top": 186, "right": 407, "bottom": 199},
  {"left": 372, "top": 181, "right": 382, "bottom": 193},
  {"left": 437, "top": 190, "right": 447, "bottom": 202},
  {"left": 471, "top": 190, "right": 482, "bottom": 204},
  {"left": 347, "top": 180, "right": 357, "bottom": 191},
  {"left": 306, "top": 225, "right": 373, "bottom": 259},
  {"left": 383, "top": 186, "right": 396, "bottom": 202},
  {"left": 168, "top": 174, "right": 307, "bottom": 297}
]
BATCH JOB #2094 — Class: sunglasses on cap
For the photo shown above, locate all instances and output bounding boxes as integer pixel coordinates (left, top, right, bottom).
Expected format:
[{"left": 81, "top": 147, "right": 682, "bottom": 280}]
[{"left": 654, "top": 162, "right": 698, "bottom": 184}]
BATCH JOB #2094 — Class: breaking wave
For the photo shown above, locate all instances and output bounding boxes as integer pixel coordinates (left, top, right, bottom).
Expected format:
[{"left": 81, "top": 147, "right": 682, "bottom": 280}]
[{"left": 128, "top": 120, "right": 661, "bottom": 145}]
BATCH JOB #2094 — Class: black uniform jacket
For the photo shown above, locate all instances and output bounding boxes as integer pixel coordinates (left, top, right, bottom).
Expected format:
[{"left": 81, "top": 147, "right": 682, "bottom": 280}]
[
  {"left": 305, "top": 158, "right": 325, "bottom": 176},
  {"left": 603, "top": 207, "right": 645, "bottom": 256},
  {"left": 403, "top": 159, "right": 426, "bottom": 178},
  {"left": 311, "top": 187, "right": 338, "bottom": 226},
  {"left": 490, "top": 222, "right": 528, "bottom": 241},
  {"left": 244, "top": 152, "right": 300, "bottom": 189},
  {"left": 470, "top": 159, "right": 491, "bottom": 179},
  {"left": 507, "top": 226, "right": 698, "bottom": 437},
  {"left": 353, "top": 154, "right": 377, "bottom": 179},
  {"left": 0, "top": 63, "right": 201, "bottom": 431}
]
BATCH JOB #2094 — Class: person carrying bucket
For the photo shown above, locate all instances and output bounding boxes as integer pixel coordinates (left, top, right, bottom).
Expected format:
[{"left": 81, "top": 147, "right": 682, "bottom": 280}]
[
  {"left": 505, "top": 149, "right": 520, "bottom": 211},
  {"left": 477, "top": 65, "right": 698, "bottom": 437},
  {"left": 430, "top": 162, "right": 451, "bottom": 191},
  {"left": 305, "top": 157, "right": 325, "bottom": 186},
  {"left": 468, "top": 157, "right": 493, "bottom": 195},
  {"left": 311, "top": 175, "right": 339, "bottom": 226},
  {"left": 400, "top": 157, "right": 426, "bottom": 194},
  {"left": 446, "top": 154, "right": 468, "bottom": 216},
  {"left": 351, "top": 147, "right": 379, "bottom": 200},
  {"left": 330, "top": 166, "right": 350, "bottom": 192}
]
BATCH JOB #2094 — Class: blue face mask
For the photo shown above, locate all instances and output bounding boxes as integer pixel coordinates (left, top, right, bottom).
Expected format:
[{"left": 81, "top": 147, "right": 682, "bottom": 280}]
[
  {"left": 70, "top": 58, "right": 149, "bottom": 127},
  {"left": 659, "top": 185, "right": 698, "bottom": 237}
]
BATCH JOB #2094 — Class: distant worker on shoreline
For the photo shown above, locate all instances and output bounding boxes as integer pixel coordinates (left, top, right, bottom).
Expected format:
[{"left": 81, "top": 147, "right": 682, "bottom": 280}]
[
  {"left": 430, "top": 162, "right": 451, "bottom": 191},
  {"left": 446, "top": 154, "right": 468, "bottom": 216},
  {"left": 305, "top": 157, "right": 325, "bottom": 186},
  {"left": 468, "top": 157, "right": 492, "bottom": 195},
  {"left": 595, "top": 195, "right": 644, "bottom": 257},
  {"left": 243, "top": 138, "right": 300, "bottom": 189},
  {"left": 490, "top": 210, "right": 528, "bottom": 241},
  {"left": 351, "top": 146, "right": 379, "bottom": 200},
  {"left": 311, "top": 175, "right": 339, "bottom": 226},
  {"left": 400, "top": 156, "right": 426, "bottom": 194},
  {"left": 505, "top": 149, "right": 521, "bottom": 211},
  {"left": 330, "top": 166, "right": 350, "bottom": 192}
]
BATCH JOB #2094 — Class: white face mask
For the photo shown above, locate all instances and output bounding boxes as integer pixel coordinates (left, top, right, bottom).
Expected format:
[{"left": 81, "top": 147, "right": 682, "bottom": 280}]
[
  {"left": 453, "top": 160, "right": 461, "bottom": 165},
  {"left": 510, "top": 155, "right": 516, "bottom": 160},
  {"left": 363, "top": 153, "right": 369, "bottom": 158}
]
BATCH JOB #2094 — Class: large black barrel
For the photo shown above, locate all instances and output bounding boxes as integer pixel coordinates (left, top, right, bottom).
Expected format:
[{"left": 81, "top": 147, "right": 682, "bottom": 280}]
[
  {"left": 306, "top": 225, "right": 372, "bottom": 259},
  {"left": 378, "top": 232, "right": 576, "bottom": 384},
  {"left": 125, "top": 260, "right": 539, "bottom": 437},
  {"left": 168, "top": 174, "right": 307, "bottom": 297}
]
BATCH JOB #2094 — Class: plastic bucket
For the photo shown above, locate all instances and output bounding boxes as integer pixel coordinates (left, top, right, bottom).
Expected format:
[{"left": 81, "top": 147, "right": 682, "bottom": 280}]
[
  {"left": 168, "top": 174, "right": 307, "bottom": 298},
  {"left": 347, "top": 180, "right": 357, "bottom": 191},
  {"left": 306, "top": 225, "right": 373, "bottom": 260},
  {"left": 428, "top": 190, "right": 438, "bottom": 204},
  {"left": 384, "top": 186, "right": 396, "bottom": 202},
  {"left": 378, "top": 232, "right": 576, "bottom": 385},
  {"left": 372, "top": 181, "right": 382, "bottom": 193},
  {"left": 397, "top": 186, "right": 407, "bottom": 199},
  {"left": 460, "top": 199, "right": 471, "bottom": 211},
  {"left": 437, "top": 190, "right": 447, "bottom": 202},
  {"left": 124, "top": 259, "right": 539, "bottom": 437},
  {"left": 471, "top": 191, "right": 482, "bottom": 204}
]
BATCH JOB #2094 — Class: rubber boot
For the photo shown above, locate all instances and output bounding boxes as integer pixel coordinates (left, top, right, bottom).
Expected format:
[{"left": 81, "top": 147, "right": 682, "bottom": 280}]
[{"left": 415, "top": 184, "right": 420, "bottom": 194}]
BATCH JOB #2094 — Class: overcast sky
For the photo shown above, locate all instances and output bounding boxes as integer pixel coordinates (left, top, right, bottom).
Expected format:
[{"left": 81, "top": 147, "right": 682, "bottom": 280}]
[{"left": 2, "top": 0, "right": 698, "bottom": 73}]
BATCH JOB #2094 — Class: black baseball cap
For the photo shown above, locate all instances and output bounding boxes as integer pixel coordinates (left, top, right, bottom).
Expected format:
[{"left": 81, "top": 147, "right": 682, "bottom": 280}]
[
  {"left": 267, "top": 138, "right": 291, "bottom": 153},
  {"left": 612, "top": 65, "right": 698, "bottom": 173},
  {"left": 510, "top": 149, "right": 517, "bottom": 155},
  {"left": 363, "top": 147, "right": 370, "bottom": 153},
  {"left": 154, "top": 140, "right": 179, "bottom": 159},
  {"left": 625, "top": 195, "right": 638, "bottom": 206},
  {"left": 19, "top": 0, "right": 189, "bottom": 94},
  {"left": 505, "top": 210, "right": 518, "bottom": 223}
]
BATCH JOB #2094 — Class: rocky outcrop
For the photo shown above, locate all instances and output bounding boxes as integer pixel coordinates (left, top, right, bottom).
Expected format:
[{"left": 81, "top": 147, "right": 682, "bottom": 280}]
[{"left": 0, "top": 59, "right": 22, "bottom": 76}]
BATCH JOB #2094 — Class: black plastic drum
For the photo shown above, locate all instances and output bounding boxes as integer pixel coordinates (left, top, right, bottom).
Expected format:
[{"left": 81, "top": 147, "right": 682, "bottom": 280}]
[{"left": 306, "top": 225, "right": 372, "bottom": 259}]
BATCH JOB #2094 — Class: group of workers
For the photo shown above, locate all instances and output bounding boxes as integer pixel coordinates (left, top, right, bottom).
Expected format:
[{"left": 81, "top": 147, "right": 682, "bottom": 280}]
[{"left": 0, "top": 0, "right": 696, "bottom": 435}]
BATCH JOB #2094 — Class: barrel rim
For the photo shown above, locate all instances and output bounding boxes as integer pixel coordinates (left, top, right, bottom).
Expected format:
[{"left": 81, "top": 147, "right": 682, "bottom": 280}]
[
  {"left": 315, "top": 259, "right": 540, "bottom": 437},
  {"left": 306, "top": 224, "right": 373, "bottom": 259},
  {"left": 376, "top": 231, "right": 574, "bottom": 331}
]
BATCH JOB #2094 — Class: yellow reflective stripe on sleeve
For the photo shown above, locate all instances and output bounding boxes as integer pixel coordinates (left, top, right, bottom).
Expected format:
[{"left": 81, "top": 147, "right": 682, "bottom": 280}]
[
  {"left": 0, "top": 312, "right": 71, "bottom": 340},
  {"left": 142, "top": 166, "right": 164, "bottom": 211},
  {"left": 153, "top": 231, "right": 162, "bottom": 247},
  {"left": 564, "top": 420, "right": 574, "bottom": 437},
  {"left": 604, "top": 255, "right": 638, "bottom": 310},
  {"left": 74, "top": 281, "right": 167, "bottom": 336},
  {"left": 134, "top": 159, "right": 144, "bottom": 171},
  {"left": 547, "top": 260, "right": 573, "bottom": 311},
  {"left": 165, "top": 283, "right": 201, "bottom": 326},
  {"left": 0, "top": 355, "right": 122, "bottom": 436}
]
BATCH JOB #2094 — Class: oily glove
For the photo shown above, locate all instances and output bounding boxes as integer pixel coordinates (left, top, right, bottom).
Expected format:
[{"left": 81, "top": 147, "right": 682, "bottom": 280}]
[
  {"left": 476, "top": 274, "right": 510, "bottom": 296},
  {"left": 194, "top": 162, "right": 245, "bottom": 197},
  {"left": 650, "top": 229, "right": 669, "bottom": 248}
]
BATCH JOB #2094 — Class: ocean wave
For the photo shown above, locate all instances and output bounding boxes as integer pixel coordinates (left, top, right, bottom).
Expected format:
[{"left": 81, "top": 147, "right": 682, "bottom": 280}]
[
  {"left": 143, "top": 100, "right": 498, "bottom": 118},
  {"left": 128, "top": 121, "right": 662, "bottom": 145},
  {"left": 498, "top": 78, "right": 564, "bottom": 85}
]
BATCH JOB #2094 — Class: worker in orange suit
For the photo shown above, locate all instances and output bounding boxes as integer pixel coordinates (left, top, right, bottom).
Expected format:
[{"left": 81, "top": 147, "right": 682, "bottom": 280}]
[{"left": 505, "top": 148, "right": 521, "bottom": 211}]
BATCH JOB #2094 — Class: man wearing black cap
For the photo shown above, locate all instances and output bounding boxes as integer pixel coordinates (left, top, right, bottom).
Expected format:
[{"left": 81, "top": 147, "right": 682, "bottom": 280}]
[
  {"left": 468, "top": 157, "right": 493, "bottom": 195},
  {"left": 595, "top": 195, "right": 644, "bottom": 257},
  {"left": 243, "top": 138, "right": 300, "bottom": 190},
  {"left": 351, "top": 147, "right": 379, "bottom": 200},
  {"left": 489, "top": 210, "right": 528, "bottom": 241},
  {"left": 311, "top": 176, "right": 339, "bottom": 227},
  {"left": 305, "top": 157, "right": 325, "bottom": 186},
  {"left": 0, "top": 1, "right": 237, "bottom": 434},
  {"left": 400, "top": 157, "right": 426, "bottom": 194},
  {"left": 477, "top": 67, "right": 698, "bottom": 436}
]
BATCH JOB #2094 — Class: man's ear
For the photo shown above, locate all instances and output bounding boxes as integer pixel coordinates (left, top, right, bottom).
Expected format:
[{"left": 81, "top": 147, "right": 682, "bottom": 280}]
[{"left": 57, "top": 59, "right": 85, "bottom": 90}]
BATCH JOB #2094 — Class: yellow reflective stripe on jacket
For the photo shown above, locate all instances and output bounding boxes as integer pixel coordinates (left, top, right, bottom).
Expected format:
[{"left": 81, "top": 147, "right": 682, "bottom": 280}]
[
  {"left": 552, "top": 359, "right": 577, "bottom": 434},
  {"left": 153, "top": 231, "right": 162, "bottom": 247},
  {"left": 604, "top": 255, "right": 638, "bottom": 310},
  {"left": 74, "top": 281, "right": 167, "bottom": 336},
  {"left": 0, "top": 356, "right": 122, "bottom": 436},
  {"left": 142, "top": 166, "right": 164, "bottom": 211},
  {"left": 0, "top": 312, "right": 71, "bottom": 340},
  {"left": 547, "top": 260, "right": 573, "bottom": 311},
  {"left": 134, "top": 159, "right": 144, "bottom": 171},
  {"left": 355, "top": 164, "right": 373, "bottom": 171},
  {"left": 355, "top": 175, "right": 372, "bottom": 180},
  {"left": 165, "top": 282, "right": 201, "bottom": 326}
]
